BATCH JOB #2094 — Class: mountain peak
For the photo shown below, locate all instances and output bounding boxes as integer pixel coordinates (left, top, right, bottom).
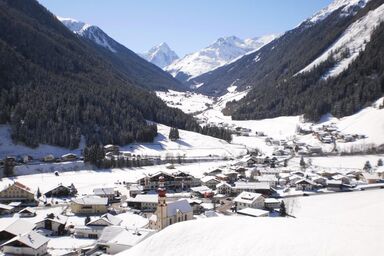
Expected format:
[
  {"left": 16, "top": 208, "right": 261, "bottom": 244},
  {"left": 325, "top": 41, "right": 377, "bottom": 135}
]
[
  {"left": 166, "top": 34, "right": 277, "bottom": 80},
  {"left": 141, "top": 43, "right": 179, "bottom": 69},
  {"left": 57, "top": 16, "right": 91, "bottom": 34},
  {"left": 308, "top": 0, "right": 369, "bottom": 24}
]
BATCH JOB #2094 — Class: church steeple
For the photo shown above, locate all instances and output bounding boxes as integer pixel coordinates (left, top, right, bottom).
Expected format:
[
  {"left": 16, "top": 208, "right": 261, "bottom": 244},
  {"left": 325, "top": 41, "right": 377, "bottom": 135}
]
[{"left": 157, "top": 176, "right": 167, "bottom": 229}]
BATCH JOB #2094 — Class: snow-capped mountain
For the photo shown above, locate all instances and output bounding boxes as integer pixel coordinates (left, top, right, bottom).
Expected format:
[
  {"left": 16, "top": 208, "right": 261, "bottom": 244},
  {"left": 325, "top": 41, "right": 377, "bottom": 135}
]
[
  {"left": 307, "top": 0, "right": 369, "bottom": 24},
  {"left": 165, "top": 35, "right": 278, "bottom": 81},
  {"left": 58, "top": 17, "right": 184, "bottom": 91},
  {"left": 140, "top": 43, "right": 179, "bottom": 69},
  {"left": 58, "top": 17, "right": 116, "bottom": 53}
]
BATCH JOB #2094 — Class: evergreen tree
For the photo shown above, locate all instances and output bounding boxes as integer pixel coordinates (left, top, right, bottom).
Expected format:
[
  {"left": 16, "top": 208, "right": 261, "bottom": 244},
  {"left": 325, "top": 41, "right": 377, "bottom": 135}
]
[
  {"left": 36, "top": 187, "right": 41, "bottom": 198},
  {"left": 280, "top": 201, "right": 287, "bottom": 217},
  {"left": 363, "top": 161, "right": 372, "bottom": 171},
  {"left": 378, "top": 158, "right": 383, "bottom": 167},
  {"left": 84, "top": 216, "right": 91, "bottom": 225},
  {"left": 300, "top": 156, "right": 306, "bottom": 169},
  {"left": 3, "top": 158, "right": 14, "bottom": 177}
]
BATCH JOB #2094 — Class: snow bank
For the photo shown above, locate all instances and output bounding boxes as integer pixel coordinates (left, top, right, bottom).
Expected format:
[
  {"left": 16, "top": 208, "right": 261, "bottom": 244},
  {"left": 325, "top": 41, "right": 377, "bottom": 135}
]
[{"left": 119, "top": 189, "right": 384, "bottom": 256}]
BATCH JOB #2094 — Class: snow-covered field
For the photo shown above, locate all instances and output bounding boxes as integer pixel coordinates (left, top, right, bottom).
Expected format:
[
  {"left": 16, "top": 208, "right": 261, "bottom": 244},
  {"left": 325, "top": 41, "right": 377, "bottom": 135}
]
[
  {"left": 120, "top": 189, "right": 384, "bottom": 256},
  {"left": 119, "top": 124, "right": 247, "bottom": 159}
]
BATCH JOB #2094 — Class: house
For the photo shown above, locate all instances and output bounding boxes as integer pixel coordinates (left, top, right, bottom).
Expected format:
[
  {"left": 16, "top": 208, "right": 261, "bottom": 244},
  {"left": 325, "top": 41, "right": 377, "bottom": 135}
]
[
  {"left": 0, "top": 231, "right": 49, "bottom": 256},
  {"left": 127, "top": 184, "right": 144, "bottom": 198},
  {"left": 234, "top": 192, "right": 265, "bottom": 211},
  {"left": 93, "top": 187, "right": 116, "bottom": 202},
  {"left": 200, "top": 176, "right": 220, "bottom": 189},
  {"left": 104, "top": 144, "right": 119, "bottom": 154},
  {"left": 43, "top": 154, "right": 55, "bottom": 162},
  {"left": 137, "top": 171, "right": 199, "bottom": 191},
  {"left": 233, "top": 182, "right": 271, "bottom": 195},
  {"left": 327, "top": 180, "right": 343, "bottom": 191},
  {"left": 331, "top": 174, "right": 351, "bottom": 184},
  {"left": 0, "top": 219, "right": 35, "bottom": 242},
  {"left": 35, "top": 214, "right": 68, "bottom": 236},
  {"left": 0, "top": 203, "right": 14, "bottom": 215},
  {"left": 18, "top": 207, "right": 36, "bottom": 217},
  {"left": 237, "top": 208, "right": 269, "bottom": 217},
  {"left": 97, "top": 226, "right": 155, "bottom": 255},
  {"left": 190, "top": 186, "right": 213, "bottom": 198},
  {"left": 126, "top": 194, "right": 158, "bottom": 212},
  {"left": 75, "top": 213, "right": 122, "bottom": 239},
  {"left": 264, "top": 198, "right": 281, "bottom": 209},
  {"left": 61, "top": 153, "right": 77, "bottom": 161},
  {"left": 70, "top": 196, "right": 108, "bottom": 215},
  {"left": 186, "top": 199, "right": 204, "bottom": 214},
  {"left": 44, "top": 183, "right": 76, "bottom": 198},
  {"left": 149, "top": 177, "right": 193, "bottom": 230},
  {"left": 0, "top": 182, "right": 37, "bottom": 205},
  {"left": 312, "top": 176, "right": 327, "bottom": 187},
  {"left": 256, "top": 175, "right": 278, "bottom": 187},
  {"left": 215, "top": 173, "right": 229, "bottom": 182},
  {"left": 224, "top": 171, "right": 238, "bottom": 183},
  {"left": 360, "top": 173, "right": 381, "bottom": 184},
  {"left": 216, "top": 182, "right": 233, "bottom": 196},
  {"left": 307, "top": 146, "right": 323, "bottom": 155},
  {"left": 295, "top": 179, "right": 316, "bottom": 191}
]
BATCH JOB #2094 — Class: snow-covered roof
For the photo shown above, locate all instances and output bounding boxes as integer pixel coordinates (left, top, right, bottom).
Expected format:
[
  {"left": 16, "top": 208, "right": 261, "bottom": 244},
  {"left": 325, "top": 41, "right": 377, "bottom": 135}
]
[
  {"left": 233, "top": 182, "right": 270, "bottom": 190},
  {"left": 126, "top": 194, "right": 158, "bottom": 204},
  {"left": 1, "top": 231, "right": 49, "bottom": 249},
  {"left": 88, "top": 213, "right": 122, "bottom": 226},
  {"left": 18, "top": 207, "right": 36, "bottom": 214},
  {"left": 237, "top": 208, "right": 269, "bottom": 217},
  {"left": 167, "top": 199, "right": 192, "bottom": 217},
  {"left": 264, "top": 198, "right": 281, "bottom": 204},
  {"left": 234, "top": 191, "right": 263, "bottom": 204},
  {"left": 93, "top": 187, "right": 115, "bottom": 196},
  {"left": 257, "top": 175, "right": 278, "bottom": 182},
  {"left": 72, "top": 196, "right": 108, "bottom": 205},
  {"left": 1, "top": 219, "right": 35, "bottom": 236},
  {"left": 201, "top": 176, "right": 219, "bottom": 183},
  {"left": 190, "top": 186, "right": 212, "bottom": 194},
  {"left": 0, "top": 203, "right": 14, "bottom": 211},
  {"left": 98, "top": 226, "right": 154, "bottom": 247},
  {"left": 295, "top": 179, "right": 316, "bottom": 186}
]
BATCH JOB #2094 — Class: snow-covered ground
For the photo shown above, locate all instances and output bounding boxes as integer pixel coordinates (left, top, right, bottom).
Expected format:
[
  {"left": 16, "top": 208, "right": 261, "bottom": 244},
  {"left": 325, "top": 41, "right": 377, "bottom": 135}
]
[
  {"left": 119, "top": 124, "right": 247, "bottom": 159},
  {"left": 156, "top": 90, "right": 213, "bottom": 114},
  {"left": 159, "top": 87, "right": 384, "bottom": 157},
  {"left": 0, "top": 125, "right": 85, "bottom": 159},
  {"left": 119, "top": 189, "right": 384, "bottom": 256}
]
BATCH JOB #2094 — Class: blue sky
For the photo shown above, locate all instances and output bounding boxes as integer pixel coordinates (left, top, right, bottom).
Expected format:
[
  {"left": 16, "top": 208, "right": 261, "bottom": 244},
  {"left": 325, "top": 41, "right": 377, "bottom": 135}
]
[{"left": 38, "top": 0, "right": 333, "bottom": 56}]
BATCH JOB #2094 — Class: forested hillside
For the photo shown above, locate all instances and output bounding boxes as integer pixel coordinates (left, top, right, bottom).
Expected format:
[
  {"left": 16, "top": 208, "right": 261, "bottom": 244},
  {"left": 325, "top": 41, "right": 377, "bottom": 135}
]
[
  {"left": 190, "top": 0, "right": 384, "bottom": 121},
  {"left": 0, "top": 0, "right": 199, "bottom": 148}
]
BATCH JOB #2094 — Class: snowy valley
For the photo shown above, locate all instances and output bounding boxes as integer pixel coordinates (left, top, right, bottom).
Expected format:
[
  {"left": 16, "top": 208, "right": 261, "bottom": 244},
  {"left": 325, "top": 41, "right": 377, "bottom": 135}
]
[{"left": 1, "top": 0, "right": 384, "bottom": 255}]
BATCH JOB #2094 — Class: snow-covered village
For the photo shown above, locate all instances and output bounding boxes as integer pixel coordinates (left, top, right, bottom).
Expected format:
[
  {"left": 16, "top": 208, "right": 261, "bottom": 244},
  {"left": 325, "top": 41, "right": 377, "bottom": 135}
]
[{"left": 1, "top": 0, "right": 384, "bottom": 255}]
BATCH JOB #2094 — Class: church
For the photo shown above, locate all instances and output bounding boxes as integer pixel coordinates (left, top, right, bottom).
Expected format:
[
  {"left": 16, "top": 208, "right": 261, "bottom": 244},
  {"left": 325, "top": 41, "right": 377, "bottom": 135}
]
[{"left": 149, "top": 176, "right": 193, "bottom": 230}]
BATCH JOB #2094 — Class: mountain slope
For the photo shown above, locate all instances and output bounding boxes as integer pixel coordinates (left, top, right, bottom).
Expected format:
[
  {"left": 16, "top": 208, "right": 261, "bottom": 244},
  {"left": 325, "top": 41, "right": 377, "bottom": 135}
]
[
  {"left": 0, "top": 0, "right": 199, "bottom": 148},
  {"left": 140, "top": 42, "right": 179, "bottom": 69},
  {"left": 58, "top": 17, "right": 184, "bottom": 91},
  {"left": 190, "top": 0, "right": 384, "bottom": 122},
  {"left": 165, "top": 35, "right": 277, "bottom": 83}
]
